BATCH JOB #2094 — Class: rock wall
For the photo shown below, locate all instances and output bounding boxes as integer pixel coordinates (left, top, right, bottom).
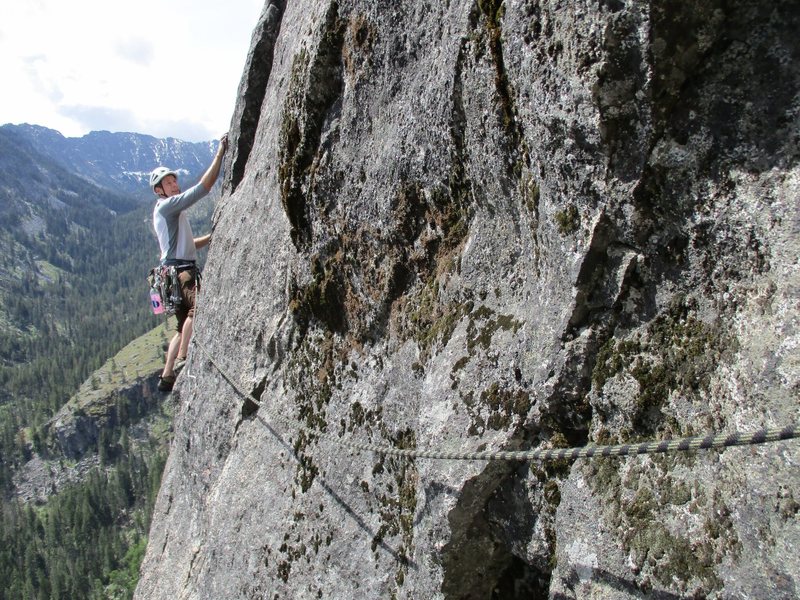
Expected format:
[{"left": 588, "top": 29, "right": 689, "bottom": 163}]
[
  {"left": 15, "top": 372, "right": 164, "bottom": 502},
  {"left": 47, "top": 373, "right": 163, "bottom": 460},
  {"left": 136, "top": 1, "right": 800, "bottom": 598}
]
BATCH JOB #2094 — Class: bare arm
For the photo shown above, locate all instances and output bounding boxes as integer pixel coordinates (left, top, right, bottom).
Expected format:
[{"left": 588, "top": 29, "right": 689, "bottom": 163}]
[
  {"left": 194, "top": 234, "right": 212, "bottom": 249},
  {"left": 200, "top": 134, "right": 229, "bottom": 192}
]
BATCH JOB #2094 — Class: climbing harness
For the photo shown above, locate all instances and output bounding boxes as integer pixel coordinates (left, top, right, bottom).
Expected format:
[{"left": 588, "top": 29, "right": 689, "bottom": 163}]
[
  {"left": 147, "top": 263, "right": 200, "bottom": 316},
  {"left": 194, "top": 343, "right": 799, "bottom": 463},
  {"left": 147, "top": 265, "right": 181, "bottom": 315}
]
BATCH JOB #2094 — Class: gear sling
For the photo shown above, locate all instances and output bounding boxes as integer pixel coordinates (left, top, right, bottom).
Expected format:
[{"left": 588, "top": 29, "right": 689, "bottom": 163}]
[{"left": 148, "top": 263, "right": 199, "bottom": 315}]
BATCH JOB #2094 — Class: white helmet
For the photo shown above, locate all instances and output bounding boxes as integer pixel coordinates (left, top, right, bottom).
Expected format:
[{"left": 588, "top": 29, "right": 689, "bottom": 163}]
[{"left": 149, "top": 167, "right": 177, "bottom": 192}]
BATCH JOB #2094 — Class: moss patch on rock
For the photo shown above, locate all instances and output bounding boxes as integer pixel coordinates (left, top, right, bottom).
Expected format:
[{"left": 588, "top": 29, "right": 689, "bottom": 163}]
[
  {"left": 592, "top": 294, "right": 736, "bottom": 437},
  {"left": 370, "top": 429, "right": 418, "bottom": 596},
  {"left": 463, "top": 382, "right": 531, "bottom": 435},
  {"left": 286, "top": 330, "right": 338, "bottom": 493},
  {"left": 585, "top": 454, "right": 740, "bottom": 595},
  {"left": 554, "top": 205, "right": 580, "bottom": 235}
]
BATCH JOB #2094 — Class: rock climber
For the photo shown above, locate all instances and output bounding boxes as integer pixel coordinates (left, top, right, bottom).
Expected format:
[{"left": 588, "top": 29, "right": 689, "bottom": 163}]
[{"left": 150, "top": 133, "right": 228, "bottom": 391}]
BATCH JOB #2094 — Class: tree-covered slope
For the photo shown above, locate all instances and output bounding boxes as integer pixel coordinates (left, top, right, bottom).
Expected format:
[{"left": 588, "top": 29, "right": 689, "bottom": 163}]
[{"left": 0, "top": 125, "right": 214, "bottom": 600}]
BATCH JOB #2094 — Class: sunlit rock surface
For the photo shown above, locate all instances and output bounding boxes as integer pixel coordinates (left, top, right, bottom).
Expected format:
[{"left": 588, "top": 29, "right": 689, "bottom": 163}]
[{"left": 136, "top": 1, "right": 800, "bottom": 598}]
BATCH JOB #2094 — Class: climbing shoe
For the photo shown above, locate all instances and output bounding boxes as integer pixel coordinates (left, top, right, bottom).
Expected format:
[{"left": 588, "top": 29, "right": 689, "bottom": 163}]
[
  {"left": 158, "top": 374, "right": 176, "bottom": 392},
  {"left": 174, "top": 358, "right": 187, "bottom": 373}
]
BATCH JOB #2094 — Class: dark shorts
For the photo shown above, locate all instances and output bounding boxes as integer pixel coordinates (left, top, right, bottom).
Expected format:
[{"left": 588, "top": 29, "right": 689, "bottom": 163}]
[{"left": 175, "top": 269, "right": 197, "bottom": 333}]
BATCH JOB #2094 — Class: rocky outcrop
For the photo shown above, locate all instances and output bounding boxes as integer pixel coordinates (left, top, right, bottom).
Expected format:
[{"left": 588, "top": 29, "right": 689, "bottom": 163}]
[
  {"left": 15, "top": 371, "right": 165, "bottom": 503},
  {"left": 47, "top": 373, "right": 162, "bottom": 460},
  {"left": 137, "top": 1, "right": 799, "bottom": 598}
]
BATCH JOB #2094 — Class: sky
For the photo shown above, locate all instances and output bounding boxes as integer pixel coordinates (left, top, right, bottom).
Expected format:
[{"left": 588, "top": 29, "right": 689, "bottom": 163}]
[{"left": 0, "top": 0, "right": 265, "bottom": 142}]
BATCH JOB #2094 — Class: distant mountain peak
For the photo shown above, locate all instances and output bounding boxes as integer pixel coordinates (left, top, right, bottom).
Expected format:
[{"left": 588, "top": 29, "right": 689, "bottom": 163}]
[{"left": 1, "top": 123, "right": 216, "bottom": 199}]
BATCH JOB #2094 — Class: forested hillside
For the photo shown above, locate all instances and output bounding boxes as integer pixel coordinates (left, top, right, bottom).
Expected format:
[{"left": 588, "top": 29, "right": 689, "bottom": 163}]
[
  {"left": 0, "top": 126, "right": 214, "bottom": 599},
  {"left": 0, "top": 128, "right": 160, "bottom": 481},
  {"left": 1, "top": 434, "right": 167, "bottom": 599}
]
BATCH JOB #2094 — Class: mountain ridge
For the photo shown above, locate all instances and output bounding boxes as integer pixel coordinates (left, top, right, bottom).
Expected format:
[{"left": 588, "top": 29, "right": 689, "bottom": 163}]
[{"left": 1, "top": 123, "right": 216, "bottom": 198}]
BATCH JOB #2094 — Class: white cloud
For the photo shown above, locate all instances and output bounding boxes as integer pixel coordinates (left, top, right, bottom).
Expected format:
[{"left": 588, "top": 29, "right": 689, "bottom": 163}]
[
  {"left": 114, "top": 37, "right": 155, "bottom": 67},
  {"left": 23, "top": 55, "right": 65, "bottom": 103},
  {"left": 59, "top": 103, "right": 215, "bottom": 142},
  {"left": 58, "top": 105, "right": 143, "bottom": 135},
  {"left": 0, "top": 0, "right": 265, "bottom": 142}
]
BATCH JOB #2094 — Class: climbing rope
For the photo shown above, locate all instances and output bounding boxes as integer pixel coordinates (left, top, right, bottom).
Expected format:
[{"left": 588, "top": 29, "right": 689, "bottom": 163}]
[{"left": 194, "top": 343, "right": 799, "bottom": 462}]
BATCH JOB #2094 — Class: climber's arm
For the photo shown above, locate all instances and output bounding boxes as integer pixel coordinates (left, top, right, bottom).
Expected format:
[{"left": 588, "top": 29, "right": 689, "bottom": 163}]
[
  {"left": 200, "top": 134, "right": 229, "bottom": 192},
  {"left": 194, "top": 234, "right": 211, "bottom": 249}
]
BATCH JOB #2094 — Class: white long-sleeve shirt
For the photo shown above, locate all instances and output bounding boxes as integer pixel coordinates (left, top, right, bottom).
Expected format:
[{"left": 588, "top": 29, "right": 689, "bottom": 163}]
[{"left": 153, "top": 183, "right": 208, "bottom": 263}]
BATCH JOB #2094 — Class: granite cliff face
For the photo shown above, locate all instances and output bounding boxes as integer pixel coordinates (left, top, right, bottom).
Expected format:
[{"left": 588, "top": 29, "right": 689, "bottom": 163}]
[{"left": 136, "top": 1, "right": 799, "bottom": 598}]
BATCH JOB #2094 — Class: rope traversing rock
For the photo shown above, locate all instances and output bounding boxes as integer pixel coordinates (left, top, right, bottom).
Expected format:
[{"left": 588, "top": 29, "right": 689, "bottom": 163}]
[{"left": 195, "top": 344, "right": 798, "bottom": 462}]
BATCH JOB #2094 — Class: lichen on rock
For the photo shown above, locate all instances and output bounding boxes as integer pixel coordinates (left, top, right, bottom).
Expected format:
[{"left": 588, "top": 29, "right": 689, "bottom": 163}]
[{"left": 135, "top": 1, "right": 800, "bottom": 599}]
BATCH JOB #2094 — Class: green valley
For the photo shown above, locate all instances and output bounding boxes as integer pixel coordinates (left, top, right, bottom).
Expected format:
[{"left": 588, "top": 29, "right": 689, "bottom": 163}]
[{"left": 0, "top": 125, "right": 215, "bottom": 599}]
